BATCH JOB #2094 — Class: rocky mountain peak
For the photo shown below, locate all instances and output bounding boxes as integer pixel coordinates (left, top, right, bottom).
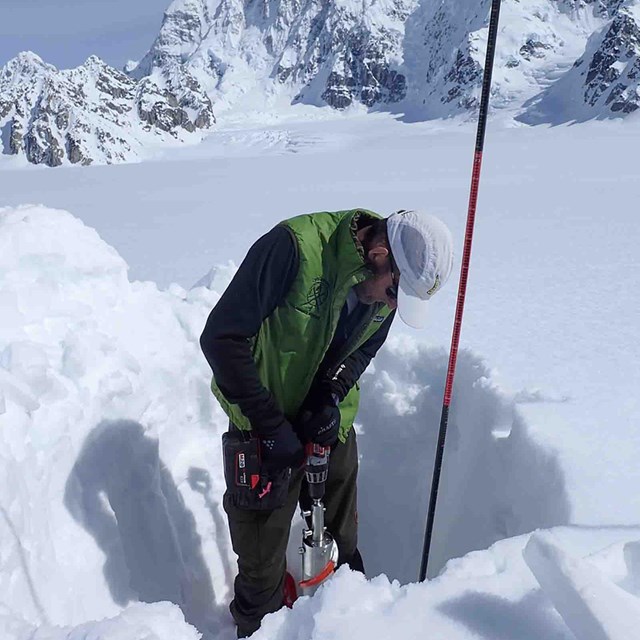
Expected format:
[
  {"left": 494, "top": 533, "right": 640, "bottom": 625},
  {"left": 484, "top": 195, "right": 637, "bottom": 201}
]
[
  {"left": 79, "top": 54, "right": 112, "bottom": 74},
  {"left": 129, "top": 0, "right": 213, "bottom": 80},
  {"left": 0, "top": 52, "right": 215, "bottom": 167},
  {"left": 130, "top": 0, "right": 417, "bottom": 111},
  {"left": 5, "top": 51, "right": 50, "bottom": 73},
  {"left": 1, "top": 52, "right": 51, "bottom": 94}
]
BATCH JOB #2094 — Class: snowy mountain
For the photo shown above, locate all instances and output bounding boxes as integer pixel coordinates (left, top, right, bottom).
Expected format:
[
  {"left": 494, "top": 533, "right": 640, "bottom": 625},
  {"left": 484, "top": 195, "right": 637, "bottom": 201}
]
[
  {"left": 519, "top": 0, "right": 640, "bottom": 122},
  {"left": 129, "top": 0, "right": 416, "bottom": 111},
  {"left": 129, "top": 0, "right": 640, "bottom": 120},
  {"left": 0, "top": 52, "right": 214, "bottom": 167},
  {"left": 401, "top": 0, "right": 613, "bottom": 118},
  {"left": 3, "top": 0, "right": 640, "bottom": 167}
]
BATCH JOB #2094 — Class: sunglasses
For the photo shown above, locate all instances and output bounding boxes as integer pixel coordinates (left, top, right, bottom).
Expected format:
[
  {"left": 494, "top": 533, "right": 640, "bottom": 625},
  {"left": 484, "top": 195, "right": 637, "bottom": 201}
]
[{"left": 386, "top": 252, "right": 400, "bottom": 302}]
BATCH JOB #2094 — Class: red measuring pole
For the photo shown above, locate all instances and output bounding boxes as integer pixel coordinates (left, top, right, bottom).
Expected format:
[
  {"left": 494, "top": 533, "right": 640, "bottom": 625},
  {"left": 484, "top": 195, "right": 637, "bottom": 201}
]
[{"left": 419, "top": 0, "right": 503, "bottom": 582}]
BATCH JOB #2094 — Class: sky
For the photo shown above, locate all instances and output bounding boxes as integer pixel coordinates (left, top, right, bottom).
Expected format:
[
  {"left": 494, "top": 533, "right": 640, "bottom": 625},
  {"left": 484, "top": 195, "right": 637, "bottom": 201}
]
[{"left": 0, "top": 0, "right": 170, "bottom": 70}]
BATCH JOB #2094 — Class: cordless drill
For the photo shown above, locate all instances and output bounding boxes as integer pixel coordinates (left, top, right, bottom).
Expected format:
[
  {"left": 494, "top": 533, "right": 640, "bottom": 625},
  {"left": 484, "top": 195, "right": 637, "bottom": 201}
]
[{"left": 299, "top": 443, "right": 339, "bottom": 596}]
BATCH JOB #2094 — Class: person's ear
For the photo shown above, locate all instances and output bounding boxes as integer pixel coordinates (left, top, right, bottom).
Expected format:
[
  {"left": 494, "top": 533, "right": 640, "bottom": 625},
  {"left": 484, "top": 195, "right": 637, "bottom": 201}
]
[{"left": 367, "top": 245, "right": 389, "bottom": 267}]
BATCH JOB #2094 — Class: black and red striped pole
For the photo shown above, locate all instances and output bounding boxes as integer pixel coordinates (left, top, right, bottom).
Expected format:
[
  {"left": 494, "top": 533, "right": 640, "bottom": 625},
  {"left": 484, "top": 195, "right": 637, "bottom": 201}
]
[{"left": 419, "top": 0, "right": 502, "bottom": 582}]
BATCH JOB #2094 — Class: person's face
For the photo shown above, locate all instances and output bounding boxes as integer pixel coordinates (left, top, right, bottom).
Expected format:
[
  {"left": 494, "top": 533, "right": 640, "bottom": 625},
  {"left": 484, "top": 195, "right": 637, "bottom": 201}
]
[{"left": 354, "top": 244, "right": 399, "bottom": 310}]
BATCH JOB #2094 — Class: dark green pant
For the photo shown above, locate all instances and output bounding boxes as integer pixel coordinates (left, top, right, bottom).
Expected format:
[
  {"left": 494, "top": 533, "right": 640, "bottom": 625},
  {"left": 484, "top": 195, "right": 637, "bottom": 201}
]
[{"left": 223, "top": 428, "right": 361, "bottom": 637}]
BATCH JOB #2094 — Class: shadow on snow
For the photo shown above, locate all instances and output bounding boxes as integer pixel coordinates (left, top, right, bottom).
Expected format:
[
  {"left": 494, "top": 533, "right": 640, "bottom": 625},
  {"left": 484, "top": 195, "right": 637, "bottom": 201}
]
[
  {"left": 64, "top": 420, "right": 225, "bottom": 636},
  {"left": 357, "top": 344, "right": 571, "bottom": 582}
]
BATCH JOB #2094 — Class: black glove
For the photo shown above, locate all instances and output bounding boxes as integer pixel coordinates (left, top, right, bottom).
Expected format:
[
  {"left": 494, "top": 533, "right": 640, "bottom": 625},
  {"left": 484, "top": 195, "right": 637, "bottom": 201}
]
[
  {"left": 260, "top": 420, "right": 304, "bottom": 472},
  {"left": 300, "top": 402, "right": 341, "bottom": 447}
]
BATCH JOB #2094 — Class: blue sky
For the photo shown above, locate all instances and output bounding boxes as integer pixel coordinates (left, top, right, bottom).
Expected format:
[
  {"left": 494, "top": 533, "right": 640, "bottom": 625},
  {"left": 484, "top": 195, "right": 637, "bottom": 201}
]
[{"left": 0, "top": 0, "right": 171, "bottom": 70}]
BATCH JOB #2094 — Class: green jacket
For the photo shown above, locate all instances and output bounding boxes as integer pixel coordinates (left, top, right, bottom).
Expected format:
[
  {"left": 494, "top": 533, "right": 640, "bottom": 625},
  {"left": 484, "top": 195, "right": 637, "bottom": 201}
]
[{"left": 210, "top": 209, "right": 392, "bottom": 442}]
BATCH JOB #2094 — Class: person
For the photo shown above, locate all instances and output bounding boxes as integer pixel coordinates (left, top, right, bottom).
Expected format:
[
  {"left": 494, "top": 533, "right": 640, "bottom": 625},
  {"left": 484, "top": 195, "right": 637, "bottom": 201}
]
[{"left": 200, "top": 208, "right": 453, "bottom": 637}]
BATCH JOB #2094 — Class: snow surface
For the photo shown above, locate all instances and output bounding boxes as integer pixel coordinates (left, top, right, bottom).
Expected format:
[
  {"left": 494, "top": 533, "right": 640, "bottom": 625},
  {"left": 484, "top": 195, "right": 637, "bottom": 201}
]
[
  {"left": 1, "top": 110, "right": 640, "bottom": 639},
  {"left": 524, "top": 531, "right": 640, "bottom": 640},
  {"left": 2, "top": 113, "right": 639, "bottom": 524},
  {"left": 1, "top": 202, "right": 640, "bottom": 640}
]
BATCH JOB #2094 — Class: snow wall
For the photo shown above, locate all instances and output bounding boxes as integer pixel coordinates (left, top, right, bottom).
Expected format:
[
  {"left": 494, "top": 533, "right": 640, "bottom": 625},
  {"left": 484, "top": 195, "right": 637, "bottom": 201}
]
[{"left": 0, "top": 205, "right": 571, "bottom": 636}]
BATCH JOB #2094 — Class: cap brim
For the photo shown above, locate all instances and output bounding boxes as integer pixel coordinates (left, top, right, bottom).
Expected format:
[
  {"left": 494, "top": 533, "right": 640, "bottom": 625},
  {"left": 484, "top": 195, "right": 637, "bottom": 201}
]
[{"left": 396, "top": 280, "right": 430, "bottom": 329}]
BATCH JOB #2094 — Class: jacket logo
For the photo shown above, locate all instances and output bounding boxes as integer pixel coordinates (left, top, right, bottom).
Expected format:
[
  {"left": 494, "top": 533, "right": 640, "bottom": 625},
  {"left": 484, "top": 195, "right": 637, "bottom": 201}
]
[
  {"left": 301, "top": 277, "right": 330, "bottom": 316},
  {"left": 373, "top": 315, "right": 385, "bottom": 323}
]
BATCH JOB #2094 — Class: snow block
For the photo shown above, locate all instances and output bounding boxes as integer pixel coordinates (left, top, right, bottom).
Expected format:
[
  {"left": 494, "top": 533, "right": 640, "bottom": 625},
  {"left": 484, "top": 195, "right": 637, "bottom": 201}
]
[{"left": 523, "top": 532, "right": 640, "bottom": 640}]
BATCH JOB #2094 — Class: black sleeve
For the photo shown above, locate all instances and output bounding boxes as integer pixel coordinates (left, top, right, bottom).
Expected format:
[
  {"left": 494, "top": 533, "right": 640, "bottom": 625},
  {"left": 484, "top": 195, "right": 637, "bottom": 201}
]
[
  {"left": 200, "top": 226, "right": 298, "bottom": 433},
  {"left": 312, "top": 311, "right": 395, "bottom": 407}
]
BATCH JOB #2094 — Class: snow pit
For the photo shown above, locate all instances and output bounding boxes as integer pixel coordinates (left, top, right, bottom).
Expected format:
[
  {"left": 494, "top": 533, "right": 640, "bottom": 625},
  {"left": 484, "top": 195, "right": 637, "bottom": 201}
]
[{"left": 2, "top": 204, "right": 633, "bottom": 640}]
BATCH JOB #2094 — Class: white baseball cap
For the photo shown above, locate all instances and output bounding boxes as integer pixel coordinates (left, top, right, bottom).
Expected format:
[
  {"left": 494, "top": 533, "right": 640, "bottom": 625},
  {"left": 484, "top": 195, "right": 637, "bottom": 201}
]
[{"left": 387, "top": 210, "right": 454, "bottom": 328}]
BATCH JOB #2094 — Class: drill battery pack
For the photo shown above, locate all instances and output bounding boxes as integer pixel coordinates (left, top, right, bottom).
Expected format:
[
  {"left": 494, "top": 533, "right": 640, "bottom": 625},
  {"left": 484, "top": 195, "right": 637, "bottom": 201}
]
[{"left": 222, "top": 429, "right": 290, "bottom": 511}]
